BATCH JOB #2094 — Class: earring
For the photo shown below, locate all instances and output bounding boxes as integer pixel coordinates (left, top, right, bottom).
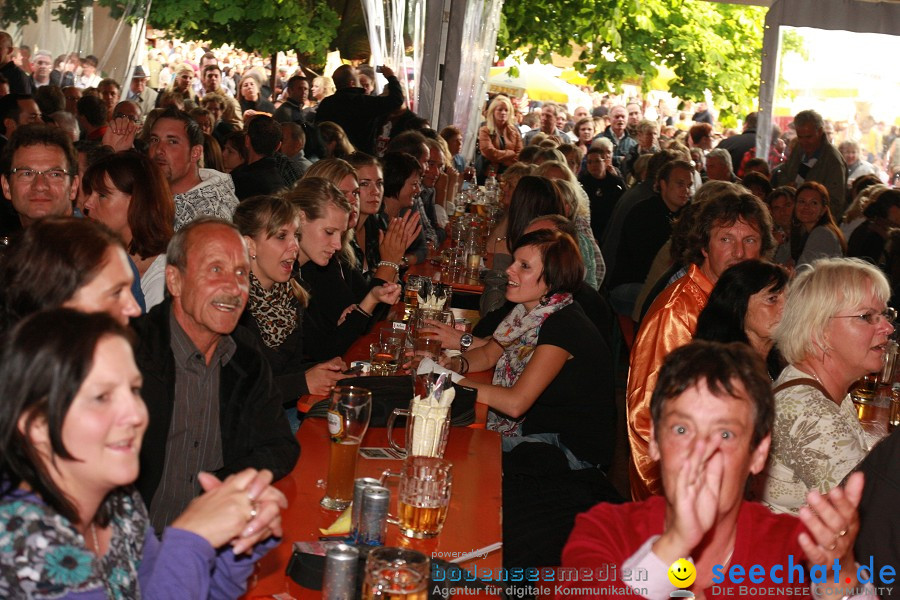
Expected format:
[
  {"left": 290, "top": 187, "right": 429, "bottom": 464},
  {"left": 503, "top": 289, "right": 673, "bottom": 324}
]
[{"left": 251, "top": 254, "right": 257, "bottom": 260}]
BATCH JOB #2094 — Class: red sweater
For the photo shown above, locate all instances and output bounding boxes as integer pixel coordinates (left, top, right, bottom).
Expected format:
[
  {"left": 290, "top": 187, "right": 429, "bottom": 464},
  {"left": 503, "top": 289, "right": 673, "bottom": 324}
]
[{"left": 558, "top": 496, "right": 814, "bottom": 599}]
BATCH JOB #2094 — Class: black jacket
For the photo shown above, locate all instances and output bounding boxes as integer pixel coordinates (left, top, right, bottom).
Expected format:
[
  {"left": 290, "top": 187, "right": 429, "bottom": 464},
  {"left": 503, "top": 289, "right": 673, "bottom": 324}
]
[
  {"left": 238, "top": 300, "right": 315, "bottom": 405},
  {"left": 315, "top": 77, "right": 404, "bottom": 155},
  {"left": 132, "top": 299, "right": 300, "bottom": 507},
  {"left": 230, "top": 156, "right": 288, "bottom": 200}
]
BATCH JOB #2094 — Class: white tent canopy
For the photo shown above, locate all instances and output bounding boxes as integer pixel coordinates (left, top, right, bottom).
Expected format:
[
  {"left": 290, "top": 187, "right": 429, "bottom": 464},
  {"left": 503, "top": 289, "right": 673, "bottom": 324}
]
[{"left": 756, "top": 0, "right": 900, "bottom": 155}]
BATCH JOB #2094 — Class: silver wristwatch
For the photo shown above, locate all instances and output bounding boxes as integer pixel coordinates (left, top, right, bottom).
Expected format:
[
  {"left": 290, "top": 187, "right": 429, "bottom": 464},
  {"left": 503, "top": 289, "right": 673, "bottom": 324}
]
[{"left": 459, "top": 333, "right": 473, "bottom": 351}]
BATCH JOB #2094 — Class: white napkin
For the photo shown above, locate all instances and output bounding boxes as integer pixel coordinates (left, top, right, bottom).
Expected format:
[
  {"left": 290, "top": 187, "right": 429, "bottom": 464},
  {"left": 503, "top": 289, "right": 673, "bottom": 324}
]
[{"left": 416, "top": 357, "right": 464, "bottom": 383}]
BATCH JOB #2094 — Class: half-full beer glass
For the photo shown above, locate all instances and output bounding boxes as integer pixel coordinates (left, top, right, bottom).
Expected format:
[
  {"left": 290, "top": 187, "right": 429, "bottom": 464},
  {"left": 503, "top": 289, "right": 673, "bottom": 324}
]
[
  {"left": 394, "top": 457, "right": 452, "bottom": 538},
  {"left": 321, "top": 386, "right": 372, "bottom": 510}
]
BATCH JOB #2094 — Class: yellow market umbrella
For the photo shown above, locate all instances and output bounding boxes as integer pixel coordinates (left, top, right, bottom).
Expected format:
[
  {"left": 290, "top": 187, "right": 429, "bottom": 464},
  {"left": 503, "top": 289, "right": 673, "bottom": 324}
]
[
  {"left": 560, "top": 68, "right": 589, "bottom": 86},
  {"left": 487, "top": 65, "right": 579, "bottom": 103}
]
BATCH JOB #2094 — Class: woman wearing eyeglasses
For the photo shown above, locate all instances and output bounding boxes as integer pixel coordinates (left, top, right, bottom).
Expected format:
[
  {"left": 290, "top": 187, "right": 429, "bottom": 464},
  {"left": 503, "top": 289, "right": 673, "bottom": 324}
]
[{"left": 756, "top": 257, "right": 892, "bottom": 514}]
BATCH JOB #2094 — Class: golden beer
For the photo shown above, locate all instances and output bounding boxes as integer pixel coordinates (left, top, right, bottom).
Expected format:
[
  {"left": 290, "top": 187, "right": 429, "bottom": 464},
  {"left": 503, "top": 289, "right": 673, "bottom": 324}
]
[
  {"left": 404, "top": 288, "right": 419, "bottom": 308},
  {"left": 398, "top": 500, "right": 448, "bottom": 538},
  {"left": 371, "top": 353, "right": 399, "bottom": 376},
  {"left": 324, "top": 440, "right": 360, "bottom": 506}
]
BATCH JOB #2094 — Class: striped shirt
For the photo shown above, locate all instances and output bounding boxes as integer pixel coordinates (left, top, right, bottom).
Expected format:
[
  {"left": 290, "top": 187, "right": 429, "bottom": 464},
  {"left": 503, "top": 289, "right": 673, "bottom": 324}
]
[{"left": 148, "top": 312, "right": 236, "bottom": 532}]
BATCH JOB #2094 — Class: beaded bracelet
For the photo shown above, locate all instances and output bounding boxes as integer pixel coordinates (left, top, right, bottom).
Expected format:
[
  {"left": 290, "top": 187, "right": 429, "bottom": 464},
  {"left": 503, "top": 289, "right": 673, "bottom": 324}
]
[
  {"left": 377, "top": 260, "right": 400, "bottom": 272},
  {"left": 458, "top": 355, "right": 469, "bottom": 374}
]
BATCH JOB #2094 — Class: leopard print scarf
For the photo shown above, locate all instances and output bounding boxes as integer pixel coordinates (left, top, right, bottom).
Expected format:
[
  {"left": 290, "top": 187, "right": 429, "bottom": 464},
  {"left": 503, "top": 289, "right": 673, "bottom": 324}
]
[{"left": 248, "top": 272, "right": 298, "bottom": 348}]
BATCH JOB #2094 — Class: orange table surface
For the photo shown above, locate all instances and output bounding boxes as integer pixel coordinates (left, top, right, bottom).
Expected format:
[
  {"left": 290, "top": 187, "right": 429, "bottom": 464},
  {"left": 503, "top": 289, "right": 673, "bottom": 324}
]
[{"left": 242, "top": 419, "right": 503, "bottom": 599}]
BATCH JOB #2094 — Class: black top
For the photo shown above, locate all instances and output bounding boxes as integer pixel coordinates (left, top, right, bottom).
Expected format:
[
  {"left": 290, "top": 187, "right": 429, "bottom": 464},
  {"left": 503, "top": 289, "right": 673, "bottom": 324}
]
[
  {"left": 578, "top": 171, "right": 626, "bottom": 246},
  {"left": 238, "top": 300, "right": 316, "bottom": 406},
  {"left": 473, "top": 282, "right": 613, "bottom": 348},
  {"left": 315, "top": 76, "right": 404, "bottom": 155},
  {"left": 610, "top": 194, "right": 681, "bottom": 288},
  {"left": 0, "top": 62, "right": 31, "bottom": 94},
  {"left": 854, "top": 428, "right": 900, "bottom": 593},
  {"left": 131, "top": 299, "right": 300, "bottom": 507},
  {"left": 239, "top": 97, "right": 276, "bottom": 114},
  {"left": 522, "top": 302, "right": 616, "bottom": 468},
  {"left": 230, "top": 156, "right": 288, "bottom": 200},
  {"left": 847, "top": 220, "right": 887, "bottom": 266},
  {"left": 300, "top": 256, "right": 384, "bottom": 361},
  {"left": 717, "top": 129, "right": 757, "bottom": 173}
]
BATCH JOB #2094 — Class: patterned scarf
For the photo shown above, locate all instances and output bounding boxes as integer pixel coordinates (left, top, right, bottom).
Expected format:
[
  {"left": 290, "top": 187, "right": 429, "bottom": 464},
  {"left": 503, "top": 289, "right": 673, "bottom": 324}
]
[
  {"left": 487, "top": 292, "right": 573, "bottom": 435},
  {"left": 248, "top": 272, "right": 298, "bottom": 348}
]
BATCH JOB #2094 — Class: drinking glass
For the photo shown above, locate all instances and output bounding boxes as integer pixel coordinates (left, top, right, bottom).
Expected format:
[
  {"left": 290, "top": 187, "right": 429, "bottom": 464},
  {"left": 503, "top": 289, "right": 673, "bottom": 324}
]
[
  {"left": 362, "top": 547, "right": 429, "bottom": 599},
  {"left": 321, "top": 386, "right": 372, "bottom": 510},
  {"left": 382, "top": 457, "right": 453, "bottom": 538},
  {"left": 386, "top": 395, "right": 452, "bottom": 459},
  {"left": 411, "top": 337, "right": 442, "bottom": 370},
  {"left": 370, "top": 342, "right": 401, "bottom": 376}
]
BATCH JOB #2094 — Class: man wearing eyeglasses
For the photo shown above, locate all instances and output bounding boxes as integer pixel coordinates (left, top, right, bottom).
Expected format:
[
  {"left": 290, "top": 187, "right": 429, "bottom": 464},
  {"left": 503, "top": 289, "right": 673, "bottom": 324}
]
[{"left": 0, "top": 124, "right": 78, "bottom": 236}]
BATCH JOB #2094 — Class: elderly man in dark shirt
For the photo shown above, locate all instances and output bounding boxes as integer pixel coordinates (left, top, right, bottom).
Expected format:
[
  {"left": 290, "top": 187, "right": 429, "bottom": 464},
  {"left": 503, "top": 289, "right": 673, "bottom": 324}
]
[
  {"left": 315, "top": 64, "right": 404, "bottom": 155},
  {"left": 133, "top": 218, "right": 299, "bottom": 531}
]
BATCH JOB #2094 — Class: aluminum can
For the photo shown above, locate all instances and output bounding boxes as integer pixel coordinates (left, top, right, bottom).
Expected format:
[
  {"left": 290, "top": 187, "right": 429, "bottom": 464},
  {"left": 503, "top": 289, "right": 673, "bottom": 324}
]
[
  {"left": 358, "top": 485, "right": 390, "bottom": 545},
  {"left": 322, "top": 543, "right": 359, "bottom": 600}
]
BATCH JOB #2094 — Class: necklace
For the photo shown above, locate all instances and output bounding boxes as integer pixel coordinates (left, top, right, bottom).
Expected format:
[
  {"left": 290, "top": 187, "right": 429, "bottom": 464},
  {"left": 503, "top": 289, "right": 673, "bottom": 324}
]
[{"left": 90, "top": 522, "right": 100, "bottom": 555}]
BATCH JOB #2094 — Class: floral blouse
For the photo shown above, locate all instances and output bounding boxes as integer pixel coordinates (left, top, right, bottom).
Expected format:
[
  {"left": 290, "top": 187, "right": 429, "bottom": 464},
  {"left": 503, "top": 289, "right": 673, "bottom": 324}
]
[
  {"left": 0, "top": 487, "right": 147, "bottom": 599},
  {"left": 756, "top": 365, "right": 869, "bottom": 514}
]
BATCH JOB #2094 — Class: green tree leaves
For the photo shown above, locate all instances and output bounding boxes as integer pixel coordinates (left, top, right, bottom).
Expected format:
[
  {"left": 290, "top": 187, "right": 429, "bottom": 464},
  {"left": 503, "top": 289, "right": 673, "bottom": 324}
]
[{"left": 497, "top": 0, "right": 768, "bottom": 121}]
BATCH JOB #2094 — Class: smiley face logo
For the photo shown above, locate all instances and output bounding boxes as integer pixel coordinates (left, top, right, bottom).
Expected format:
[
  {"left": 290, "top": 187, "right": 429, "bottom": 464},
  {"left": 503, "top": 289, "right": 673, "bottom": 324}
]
[{"left": 667, "top": 558, "right": 696, "bottom": 588}]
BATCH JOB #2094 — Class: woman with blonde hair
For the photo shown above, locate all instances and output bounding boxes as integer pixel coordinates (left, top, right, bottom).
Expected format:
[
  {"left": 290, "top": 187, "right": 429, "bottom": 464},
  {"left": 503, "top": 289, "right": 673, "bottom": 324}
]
[
  {"left": 234, "top": 196, "right": 346, "bottom": 422},
  {"left": 477, "top": 94, "right": 523, "bottom": 181},
  {"left": 758, "top": 257, "right": 891, "bottom": 514},
  {"left": 285, "top": 177, "right": 401, "bottom": 361},
  {"left": 311, "top": 76, "right": 335, "bottom": 106},
  {"left": 304, "top": 157, "right": 362, "bottom": 268}
]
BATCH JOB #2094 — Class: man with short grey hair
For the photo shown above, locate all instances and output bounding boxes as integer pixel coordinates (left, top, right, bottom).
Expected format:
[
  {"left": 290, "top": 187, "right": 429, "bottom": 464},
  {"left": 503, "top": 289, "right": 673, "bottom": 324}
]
[
  {"left": 29, "top": 50, "right": 52, "bottom": 89},
  {"left": 704, "top": 148, "right": 736, "bottom": 182},
  {"left": 773, "top": 108, "right": 847, "bottom": 216},
  {"left": 133, "top": 217, "right": 299, "bottom": 531}
]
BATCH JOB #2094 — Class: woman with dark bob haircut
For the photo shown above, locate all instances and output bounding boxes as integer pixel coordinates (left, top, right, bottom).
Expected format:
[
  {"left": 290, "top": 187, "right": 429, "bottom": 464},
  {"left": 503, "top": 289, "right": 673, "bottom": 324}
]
[
  {"left": 695, "top": 259, "right": 789, "bottom": 379},
  {"left": 445, "top": 229, "right": 615, "bottom": 469},
  {"left": 0, "top": 217, "right": 141, "bottom": 335},
  {"left": 82, "top": 151, "right": 174, "bottom": 310},
  {"left": 381, "top": 152, "right": 427, "bottom": 265},
  {"left": 0, "top": 310, "right": 284, "bottom": 597}
]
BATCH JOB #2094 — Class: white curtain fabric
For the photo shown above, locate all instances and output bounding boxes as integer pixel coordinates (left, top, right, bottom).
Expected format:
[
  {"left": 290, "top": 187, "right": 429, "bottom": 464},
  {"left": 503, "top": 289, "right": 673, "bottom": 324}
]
[
  {"left": 360, "top": 0, "right": 427, "bottom": 111},
  {"left": 757, "top": 0, "right": 900, "bottom": 156},
  {"left": 452, "top": 0, "right": 504, "bottom": 162}
]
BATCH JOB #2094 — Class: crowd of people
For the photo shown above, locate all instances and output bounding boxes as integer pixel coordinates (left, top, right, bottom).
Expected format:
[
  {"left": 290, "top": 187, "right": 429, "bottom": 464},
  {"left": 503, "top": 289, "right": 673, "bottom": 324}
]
[{"left": 2, "top": 30, "right": 900, "bottom": 599}]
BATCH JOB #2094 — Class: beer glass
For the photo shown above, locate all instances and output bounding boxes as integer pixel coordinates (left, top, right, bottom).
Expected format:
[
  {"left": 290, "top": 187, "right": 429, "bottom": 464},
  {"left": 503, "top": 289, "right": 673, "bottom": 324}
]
[
  {"left": 370, "top": 342, "right": 401, "bottom": 376},
  {"left": 321, "top": 386, "right": 372, "bottom": 510},
  {"left": 383, "top": 457, "right": 452, "bottom": 538},
  {"left": 362, "top": 547, "right": 429, "bottom": 600}
]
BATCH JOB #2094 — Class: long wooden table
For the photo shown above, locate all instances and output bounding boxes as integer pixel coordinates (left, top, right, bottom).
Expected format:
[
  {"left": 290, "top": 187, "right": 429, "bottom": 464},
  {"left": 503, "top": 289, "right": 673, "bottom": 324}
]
[{"left": 241, "top": 419, "right": 503, "bottom": 599}]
